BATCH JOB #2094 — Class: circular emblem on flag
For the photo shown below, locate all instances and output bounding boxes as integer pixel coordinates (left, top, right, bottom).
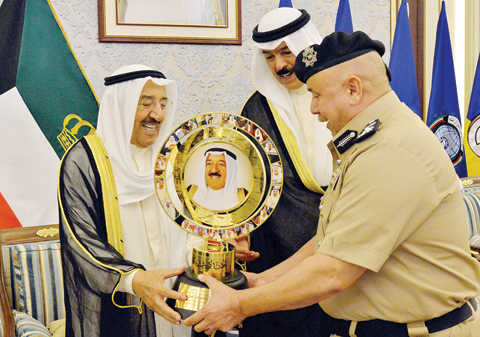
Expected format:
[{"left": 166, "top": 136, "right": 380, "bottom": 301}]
[
  {"left": 302, "top": 46, "right": 317, "bottom": 68},
  {"left": 429, "top": 115, "right": 464, "bottom": 166},
  {"left": 467, "top": 114, "right": 480, "bottom": 157}
]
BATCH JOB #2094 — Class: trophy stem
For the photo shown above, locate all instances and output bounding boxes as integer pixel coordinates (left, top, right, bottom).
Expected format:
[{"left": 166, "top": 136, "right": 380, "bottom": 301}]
[{"left": 191, "top": 241, "right": 235, "bottom": 279}]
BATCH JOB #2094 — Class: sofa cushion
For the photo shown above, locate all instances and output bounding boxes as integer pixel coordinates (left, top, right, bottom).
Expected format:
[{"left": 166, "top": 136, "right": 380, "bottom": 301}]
[
  {"left": 13, "top": 310, "right": 52, "bottom": 337},
  {"left": 462, "top": 191, "right": 480, "bottom": 237},
  {"left": 470, "top": 235, "right": 480, "bottom": 250},
  {"left": 2, "top": 241, "right": 64, "bottom": 327}
]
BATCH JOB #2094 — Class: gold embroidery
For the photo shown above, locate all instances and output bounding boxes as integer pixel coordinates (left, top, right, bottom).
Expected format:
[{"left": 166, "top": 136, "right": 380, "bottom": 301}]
[
  {"left": 268, "top": 100, "right": 325, "bottom": 194},
  {"left": 84, "top": 135, "right": 124, "bottom": 256}
]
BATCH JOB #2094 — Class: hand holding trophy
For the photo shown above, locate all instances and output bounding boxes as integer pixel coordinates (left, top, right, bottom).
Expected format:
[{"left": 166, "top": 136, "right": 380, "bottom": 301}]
[{"left": 155, "top": 113, "right": 283, "bottom": 337}]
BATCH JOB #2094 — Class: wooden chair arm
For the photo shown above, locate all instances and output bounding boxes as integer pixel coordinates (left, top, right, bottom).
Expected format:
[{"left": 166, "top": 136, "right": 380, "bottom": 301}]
[{"left": 0, "top": 244, "right": 15, "bottom": 337}]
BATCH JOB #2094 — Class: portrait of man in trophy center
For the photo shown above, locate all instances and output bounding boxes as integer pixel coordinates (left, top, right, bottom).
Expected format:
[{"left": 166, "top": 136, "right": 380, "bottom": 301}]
[{"left": 185, "top": 145, "right": 251, "bottom": 212}]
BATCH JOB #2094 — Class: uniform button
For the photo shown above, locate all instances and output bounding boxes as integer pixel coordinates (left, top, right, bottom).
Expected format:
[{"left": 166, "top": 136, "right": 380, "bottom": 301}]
[{"left": 336, "top": 159, "right": 341, "bottom": 165}]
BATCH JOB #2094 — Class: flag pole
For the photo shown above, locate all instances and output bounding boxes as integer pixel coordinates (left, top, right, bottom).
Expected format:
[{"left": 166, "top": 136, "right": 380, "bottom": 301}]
[{"left": 390, "top": 0, "right": 400, "bottom": 48}]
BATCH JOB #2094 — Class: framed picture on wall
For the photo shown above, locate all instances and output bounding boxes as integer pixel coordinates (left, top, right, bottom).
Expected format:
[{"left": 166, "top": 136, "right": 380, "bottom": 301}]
[{"left": 98, "top": 0, "right": 241, "bottom": 45}]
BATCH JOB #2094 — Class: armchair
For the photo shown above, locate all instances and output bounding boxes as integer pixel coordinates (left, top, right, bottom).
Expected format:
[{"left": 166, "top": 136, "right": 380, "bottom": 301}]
[{"left": 0, "top": 224, "right": 64, "bottom": 337}]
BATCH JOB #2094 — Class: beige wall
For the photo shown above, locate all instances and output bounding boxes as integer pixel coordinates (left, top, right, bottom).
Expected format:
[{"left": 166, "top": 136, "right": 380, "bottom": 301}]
[{"left": 45, "top": 0, "right": 391, "bottom": 127}]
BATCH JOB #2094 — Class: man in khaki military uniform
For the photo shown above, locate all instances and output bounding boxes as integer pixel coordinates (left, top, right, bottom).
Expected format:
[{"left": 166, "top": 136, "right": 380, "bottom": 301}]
[{"left": 184, "top": 31, "right": 480, "bottom": 337}]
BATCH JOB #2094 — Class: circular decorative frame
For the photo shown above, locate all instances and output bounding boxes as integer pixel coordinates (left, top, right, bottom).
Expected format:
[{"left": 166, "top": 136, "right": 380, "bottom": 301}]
[{"left": 155, "top": 113, "right": 283, "bottom": 241}]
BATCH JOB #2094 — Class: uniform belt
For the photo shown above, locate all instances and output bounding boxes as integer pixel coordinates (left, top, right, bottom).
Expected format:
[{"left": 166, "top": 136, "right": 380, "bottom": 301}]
[{"left": 327, "top": 298, "right": 477, "bottom": 337}]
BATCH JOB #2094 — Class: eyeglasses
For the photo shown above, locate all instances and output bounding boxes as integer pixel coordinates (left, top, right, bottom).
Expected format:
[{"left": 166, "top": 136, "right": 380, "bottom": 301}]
[{"left": 138, "top": 97, "right": 170, "bottom": 110}]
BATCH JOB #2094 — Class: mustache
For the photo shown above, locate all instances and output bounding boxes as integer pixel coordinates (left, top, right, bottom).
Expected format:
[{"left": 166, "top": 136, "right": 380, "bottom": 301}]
[
  {"left": 208, "top": 172, "right": 222, "bottom": 177},
  {"left": 276, "top": 68, "right": 293, "bottom": 76},
  {"left": 143, "top": 118, "right": 160, "bottom": 124}
]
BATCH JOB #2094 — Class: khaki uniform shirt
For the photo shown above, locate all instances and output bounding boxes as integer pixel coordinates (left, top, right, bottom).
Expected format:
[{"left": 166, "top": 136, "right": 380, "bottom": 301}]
[{"left": 317, "top": 91, "right": 480, "bottom": 323}]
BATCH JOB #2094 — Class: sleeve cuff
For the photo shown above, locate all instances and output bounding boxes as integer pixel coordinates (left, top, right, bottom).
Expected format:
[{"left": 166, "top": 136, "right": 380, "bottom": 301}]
[{"left": 117, "top": 270, "right": 139, "bottom": 295}]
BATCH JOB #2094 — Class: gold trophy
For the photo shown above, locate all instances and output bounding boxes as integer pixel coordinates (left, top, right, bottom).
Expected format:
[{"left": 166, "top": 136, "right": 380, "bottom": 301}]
[{"left": 155, "top": 113, "right": 283, "bottom": 337}]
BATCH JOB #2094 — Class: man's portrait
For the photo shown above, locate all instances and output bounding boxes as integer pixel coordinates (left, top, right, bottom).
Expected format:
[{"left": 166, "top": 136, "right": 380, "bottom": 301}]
[
  {"left": 240, "top": 221, "right": 256, "bottom": 235},
  {"left": 264, "top": 141, "right": 277, "bottom": 155},
  {"left": 237, "top": 118, "right": 248, "bottom": 129},
  {"left": 225, "top": 115, "right": 239, "bottom": 127},
  {"left": 155, "top": 155, "right": 167, "bottom": 175},
  {"left": 164, "top": 134, "right": 178, "bottom": 149},
  {"left": 187, "top": 119, "right": 198, "bottom": 131},
  {"left": 201, "top": 114, "right": 215, "bottom": 125},
  {"left": 184, "top": 146, "right": 251, "bottom": 212},
  {"left": 164, "top": 201, "right": 176, "bottom": 218},
  {"left": 254, "top": 127, "right": 267, "bottom": 143},
  {"left": 175, "top": 123, "right": 189, "bottom": 139},
  {"left": 223, "top": 229, "right": 235, "bottom": 239},
  {"left": 267, "top": 187, "right": 280, "bottom": 208},
  {"left": 182, "top": 220, "right": 193, "bottom": 232},
  {"left": 259, "top": 205, "right": 271, "bottom": 222},
  {"left": 272, "top": 163, "right": 282, "bottom": 184},
  {"left": 212, "top": 230, "right": 222, "bottom": 241},
  {"left": 156, "top": 178, "right": 166, "bottom": 199},
  {"left": 195, "top": 226, "right": 206, "bottom": 238}
]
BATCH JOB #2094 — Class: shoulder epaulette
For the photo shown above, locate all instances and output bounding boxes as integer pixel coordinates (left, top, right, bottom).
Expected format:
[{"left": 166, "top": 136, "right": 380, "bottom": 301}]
[
  {"left": 333, "top": 119, "right": 381, "bottom": 154},
  {"left": 357, "top": 119, "right": 381, "bottom": 143}
]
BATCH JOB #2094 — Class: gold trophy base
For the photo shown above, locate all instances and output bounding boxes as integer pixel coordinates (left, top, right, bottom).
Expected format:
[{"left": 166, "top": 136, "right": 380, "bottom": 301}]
[
  {"left": 167, "top": 242, "right": 248, "bottom": 337},
  {"left": 167, "top": 267, "right": 247, "bottom": 337}
]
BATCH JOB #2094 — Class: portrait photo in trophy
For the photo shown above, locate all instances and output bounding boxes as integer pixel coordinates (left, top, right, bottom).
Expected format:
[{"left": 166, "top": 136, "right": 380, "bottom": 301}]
[
  {"left": 185, "top": 145, "right": 251, "bottom": 212},
  {"left": 154, "top": 112, "right": 283, "bottom": 336}
]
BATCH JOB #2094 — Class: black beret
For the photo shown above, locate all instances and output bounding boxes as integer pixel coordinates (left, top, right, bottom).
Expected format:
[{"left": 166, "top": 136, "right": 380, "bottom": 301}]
[{"left": 294, "top": 31, "right": 386, "bottom": 83}]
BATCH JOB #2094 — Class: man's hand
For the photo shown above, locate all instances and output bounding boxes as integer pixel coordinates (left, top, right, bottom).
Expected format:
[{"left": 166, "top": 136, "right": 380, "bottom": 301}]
[
  {"left": 243, "top": 271, "right": 268, "bottom": 288},
  {"left": 227, "top": 236, "right": 259, "bottom": 262},
  {"left": 132, "top": 266, "right": 187, "bottom": 325},
  {"left": 183, "top": 275, "right": 247, "bottom": 336}
]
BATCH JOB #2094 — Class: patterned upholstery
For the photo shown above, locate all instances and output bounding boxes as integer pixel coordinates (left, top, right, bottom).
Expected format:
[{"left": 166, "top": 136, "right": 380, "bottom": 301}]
[
  {"left": 462, "top": 187, "right": 480, "bottom": 251},
  {"left": 13, "top": 310, "right": 52, "bottom": 337},
  {"left": 462, "top": 189, "right": 480, "bottom": 238},
  {"left": 471, "top": 235, "right": 480, "bottom": 249},
  {"left": 1, "top": 241, "right": 64, "bottom": 327}
]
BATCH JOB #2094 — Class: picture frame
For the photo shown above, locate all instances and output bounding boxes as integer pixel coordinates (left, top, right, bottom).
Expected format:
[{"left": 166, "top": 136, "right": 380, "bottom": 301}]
[{"left": 98, "top": 0, "right": 241, "bottom": 45}]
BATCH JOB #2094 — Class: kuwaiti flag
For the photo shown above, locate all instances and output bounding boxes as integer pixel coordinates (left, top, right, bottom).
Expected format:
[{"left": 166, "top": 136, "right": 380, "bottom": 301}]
[
  {"left": 465, "top": 53, "right": 480, "bottom": 177},
  {"left": 335, "top": 0, "right": 353, "bottom": 34},
  {"left": 426, "top": 1, "right": 467, "bottom": 178},
  {"left": 0, "top": 0, "right": 99, "bottom": 228},
  {"left": 389, "top": 0, "right": 421, "bottom": 117}
]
